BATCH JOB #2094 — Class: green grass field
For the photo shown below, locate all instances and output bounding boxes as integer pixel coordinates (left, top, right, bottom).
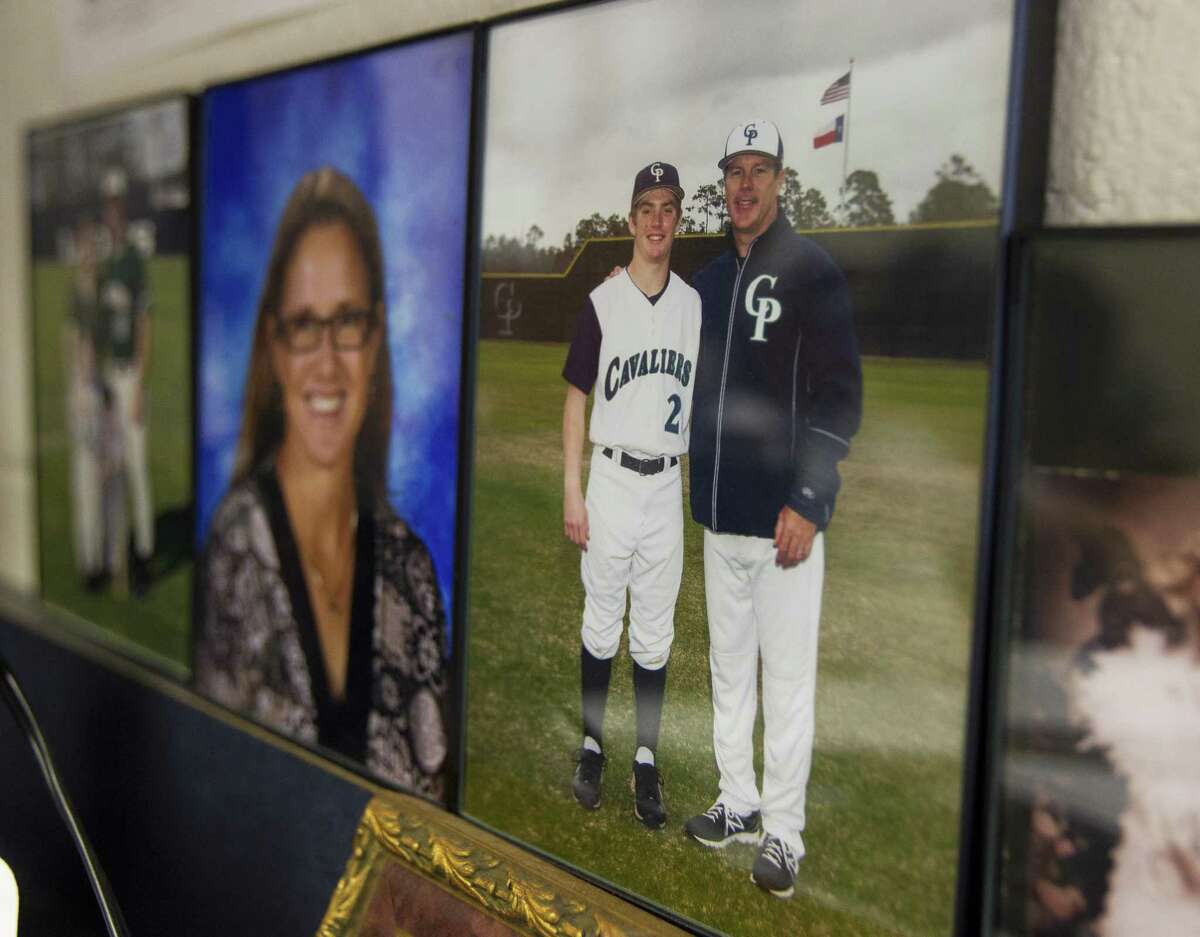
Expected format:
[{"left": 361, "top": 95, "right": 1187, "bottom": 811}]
[
  {"left": 33, "top": 257, "right": 193, "bottom": 674},
  {"left": 463, "top": 340, "right": 987, "bottom": 936}
]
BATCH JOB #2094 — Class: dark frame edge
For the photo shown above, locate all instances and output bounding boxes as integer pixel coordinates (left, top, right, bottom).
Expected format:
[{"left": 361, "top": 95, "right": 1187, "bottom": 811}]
[
  {"left": 954, "top": 1, "right": 1059, "bottom": 934},
  {"left": 999, "top": 0, "right": 1059, "bottom": 236},
  {"left": 486, "top": 0, "right": 619, "bottom": 31},
  {"left": 23, "top": 127, "right": 44, "bottom": 604},
  {"left": 450, "top": 23, "right": 490, "bottom": 816},
  {"left": 186, "top": 92, "right": 201, "bottom": 681}
]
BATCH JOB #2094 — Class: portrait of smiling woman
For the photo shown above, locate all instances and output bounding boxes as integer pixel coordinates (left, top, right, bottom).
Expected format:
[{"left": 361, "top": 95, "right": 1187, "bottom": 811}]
[{"left": 194, "top": 167, "right": 449, "bottom": 799}]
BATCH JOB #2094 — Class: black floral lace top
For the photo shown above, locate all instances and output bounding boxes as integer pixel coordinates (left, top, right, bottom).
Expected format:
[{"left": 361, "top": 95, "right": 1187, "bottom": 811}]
[{"left": 193, "top": 466, "right": 448, "bottom": 801}]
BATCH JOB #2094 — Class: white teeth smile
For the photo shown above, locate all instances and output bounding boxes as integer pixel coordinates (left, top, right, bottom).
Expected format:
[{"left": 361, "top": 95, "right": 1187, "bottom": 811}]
[{"left": 306, "top": 393, "right": 344, "bottom": 414}]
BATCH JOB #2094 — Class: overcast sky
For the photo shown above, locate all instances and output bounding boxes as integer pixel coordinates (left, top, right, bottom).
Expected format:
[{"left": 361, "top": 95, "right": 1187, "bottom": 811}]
[{"left": 482, "top": 0, "right": 1014, "bottom": 242}]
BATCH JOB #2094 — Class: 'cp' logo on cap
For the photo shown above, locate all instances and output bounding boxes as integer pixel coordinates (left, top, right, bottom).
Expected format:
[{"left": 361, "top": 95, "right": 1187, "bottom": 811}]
[
  {"left": 651, "top": 162, "right": 664, "bottom": 181},
  {"left": 743, "top": 123, "right": 759, "bottom": 146}
]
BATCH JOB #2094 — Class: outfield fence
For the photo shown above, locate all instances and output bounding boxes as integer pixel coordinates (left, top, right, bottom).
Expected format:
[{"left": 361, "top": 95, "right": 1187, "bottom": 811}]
[{"left": 481, "top": 221, "right": 999, "bottom": 360}]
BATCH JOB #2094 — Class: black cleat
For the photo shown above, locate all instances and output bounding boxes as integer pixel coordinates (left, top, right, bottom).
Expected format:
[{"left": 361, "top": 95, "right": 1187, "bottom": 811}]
[
  {"left": 83, "top": 570, "right": 111, "bottom": 594},
  {"left": 572, "top": 748, "right": 605, "bottom": 809},
  {"left": 630, "top": 761, "right": 666, "bottom": 829},
  {"left": 751, "top": 833, "right": 802, "bottom": 899},
  {"left": 683, "top": 801, "right": 761, "bottom": 848},
  {"left": 130, "top": 554, "right": 153, "bottom": 597}
]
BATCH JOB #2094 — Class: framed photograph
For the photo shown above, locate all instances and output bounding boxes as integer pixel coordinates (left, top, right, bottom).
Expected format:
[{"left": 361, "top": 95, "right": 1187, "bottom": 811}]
[
  {"left": 192, "top": 28, "right": 477, "bottom": 803},
  {"left": 28, "top": 96, "right": 194, "bottom": 676},
  {"left": 463, "top": 0, "right": 1053, "bottom": 933},
  {"left": 985, "top": 229, "right": 1200, "bottom": 936}
]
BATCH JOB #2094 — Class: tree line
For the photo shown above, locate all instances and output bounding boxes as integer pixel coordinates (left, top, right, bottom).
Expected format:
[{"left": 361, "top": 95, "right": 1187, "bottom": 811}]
[{"left": 483, "top": 154, "right": 998, "bottom": 273}]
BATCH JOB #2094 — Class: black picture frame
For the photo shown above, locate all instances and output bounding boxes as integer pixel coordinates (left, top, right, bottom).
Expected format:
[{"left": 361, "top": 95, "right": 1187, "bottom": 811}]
[
  {"left": 955, "top": 1, "right": 1061, "bottom": 929},
  {"left": 189, "top": 22, "right": 483, "bottom": 808},
  {"left": 25, "top": 92, "right": 198, "bottom": 680},
  {"left": 978, "top": 225, "right": 1200, "bottom": 937},
  {"left": 460, "top": 1, "right": 1061, "bottom": 933}
]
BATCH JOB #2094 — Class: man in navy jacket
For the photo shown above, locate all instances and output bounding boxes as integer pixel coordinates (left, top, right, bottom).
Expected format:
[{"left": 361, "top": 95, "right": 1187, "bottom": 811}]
[{"left": 683, "top": 120, "right": 862, "bottom": 899}]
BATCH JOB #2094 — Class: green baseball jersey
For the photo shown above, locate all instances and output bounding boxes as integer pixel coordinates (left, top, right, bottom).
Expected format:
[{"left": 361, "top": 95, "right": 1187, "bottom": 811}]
[{"left": 97, "top": 242, "right": 148, "bottom": 364}]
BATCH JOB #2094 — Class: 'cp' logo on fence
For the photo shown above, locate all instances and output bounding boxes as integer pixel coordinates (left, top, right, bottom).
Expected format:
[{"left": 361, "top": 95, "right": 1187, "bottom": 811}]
[{"left": 494, "top": 281, "right": 522, "bottom": 337}]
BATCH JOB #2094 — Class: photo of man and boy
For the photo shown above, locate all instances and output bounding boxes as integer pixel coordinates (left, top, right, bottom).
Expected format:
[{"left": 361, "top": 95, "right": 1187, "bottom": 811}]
[
  {"left": 465, "top": 0, "right": 1018, "bottom": 933},
  {"left": 562, "top": 127, "right": 861, "bottom": 901}
]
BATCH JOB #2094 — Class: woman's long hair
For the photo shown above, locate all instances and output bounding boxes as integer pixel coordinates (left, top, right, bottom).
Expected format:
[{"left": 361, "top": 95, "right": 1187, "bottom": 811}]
[{"left": 233, "top": 167, "right": 393, "bottom": 499}]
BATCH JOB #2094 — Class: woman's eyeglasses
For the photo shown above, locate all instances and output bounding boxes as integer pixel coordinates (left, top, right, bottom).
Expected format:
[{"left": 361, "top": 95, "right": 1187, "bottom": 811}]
[{"left": 274, "top": 308, "right": 377, "bottom": 352}]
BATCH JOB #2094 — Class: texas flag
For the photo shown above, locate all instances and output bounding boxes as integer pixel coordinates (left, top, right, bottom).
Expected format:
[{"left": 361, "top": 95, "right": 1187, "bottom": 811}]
[{"left": 812, "top": 115, "right": 844, "bottom": 149}]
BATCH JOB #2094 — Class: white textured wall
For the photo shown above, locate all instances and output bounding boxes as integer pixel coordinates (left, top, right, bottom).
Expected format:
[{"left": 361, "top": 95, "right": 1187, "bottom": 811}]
[
  {"left": 1, "top": 0, "right": 1198, "bottom": 590},
  {"left": 1046, "top": 0, "right": 1200, "bottom": 223}
]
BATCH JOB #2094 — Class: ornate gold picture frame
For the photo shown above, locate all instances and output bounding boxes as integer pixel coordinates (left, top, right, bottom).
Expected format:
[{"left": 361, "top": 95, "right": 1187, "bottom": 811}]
[{"left": 321, "top": 794, "right": 686, "bottom": 936}]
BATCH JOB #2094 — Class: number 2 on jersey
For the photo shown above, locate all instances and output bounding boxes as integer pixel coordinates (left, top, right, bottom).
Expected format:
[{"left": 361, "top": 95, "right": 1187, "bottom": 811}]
[{"left": 664, "top": 394, "right": 681, "bottom": 434}]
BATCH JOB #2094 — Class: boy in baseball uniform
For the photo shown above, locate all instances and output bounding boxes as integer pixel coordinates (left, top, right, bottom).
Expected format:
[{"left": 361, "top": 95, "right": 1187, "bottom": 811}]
[
  {"left": 66, "top": 213, "right": 106, "bottom": 589},
  {"left": 562, "top": 162, "right": 701, "bottom": 829},
  {"left": 97, "top": 166, "right": 155, "bottom": 596}
]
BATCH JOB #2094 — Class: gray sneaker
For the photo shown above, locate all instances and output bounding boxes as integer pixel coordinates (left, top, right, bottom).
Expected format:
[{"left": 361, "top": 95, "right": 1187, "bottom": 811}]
[
  {"left": 751, "top": 833, "right": 802, "bottom": 898},
  {"left": 683, "top": 801, "right": 761, "bottom": 848}
]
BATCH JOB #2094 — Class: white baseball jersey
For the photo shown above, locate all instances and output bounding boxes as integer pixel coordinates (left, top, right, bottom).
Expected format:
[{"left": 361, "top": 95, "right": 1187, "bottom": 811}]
[
  {"left": 564, "top": 268, "right": 701, "bottom": 670},
  {"left": 564, "top": 270, "right": 701, "bottom": 458}
]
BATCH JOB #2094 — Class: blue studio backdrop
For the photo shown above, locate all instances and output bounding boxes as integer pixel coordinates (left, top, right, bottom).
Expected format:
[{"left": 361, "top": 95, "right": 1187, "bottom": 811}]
[{"left": 197, "top": 31, "right": 474, "bottom": 623}]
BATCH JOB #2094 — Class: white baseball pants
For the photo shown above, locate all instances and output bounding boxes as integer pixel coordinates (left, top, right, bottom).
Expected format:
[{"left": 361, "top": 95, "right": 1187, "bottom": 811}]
[
  {"left": 68, "top": 379, "right": 105, "bottom": 575},
  {"left": 580, "top": 446, "right": 682, "bottom": 671},
  {"left": 105, "top": 364, "right": 154, "bottom": 560},
  {"left": 704, "top": 528, "right": 824, "bottom": 855}
]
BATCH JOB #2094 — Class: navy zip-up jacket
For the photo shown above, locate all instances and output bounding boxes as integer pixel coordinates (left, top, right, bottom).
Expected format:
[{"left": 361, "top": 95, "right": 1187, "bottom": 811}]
[{"left": 689, "top": 212, "right": 862, "bottom": 537}]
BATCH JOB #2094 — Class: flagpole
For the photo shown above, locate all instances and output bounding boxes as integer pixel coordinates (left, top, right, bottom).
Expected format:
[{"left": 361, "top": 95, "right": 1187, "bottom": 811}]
[{"left": 841, "top": 58, "right": 854, "bottom": 220}]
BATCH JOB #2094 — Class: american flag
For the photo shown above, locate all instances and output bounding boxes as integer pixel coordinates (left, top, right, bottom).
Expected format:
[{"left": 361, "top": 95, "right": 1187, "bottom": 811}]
[{"left": 820, "top": 72, "right": 851, "bottom": 105}]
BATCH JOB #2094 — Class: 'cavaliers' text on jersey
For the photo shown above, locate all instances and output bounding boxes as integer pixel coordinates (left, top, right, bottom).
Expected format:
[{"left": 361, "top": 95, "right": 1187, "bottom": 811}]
[{"left": 563, "top": 270, "right": 701, "bottom": 459}]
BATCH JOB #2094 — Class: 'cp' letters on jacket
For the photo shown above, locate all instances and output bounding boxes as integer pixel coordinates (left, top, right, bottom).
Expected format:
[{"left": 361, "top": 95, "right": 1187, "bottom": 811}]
[{"left": 689, "top": 212, "right": 863, "bottom": 537}]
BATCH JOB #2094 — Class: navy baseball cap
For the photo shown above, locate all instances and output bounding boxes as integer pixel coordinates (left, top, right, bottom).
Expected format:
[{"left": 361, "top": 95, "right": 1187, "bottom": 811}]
[
  {"left": 718, "top": 120, "right": 784, "bottom": 170},
  {"left": 631, "top": 161, "right": 684, "bottom": 210}
]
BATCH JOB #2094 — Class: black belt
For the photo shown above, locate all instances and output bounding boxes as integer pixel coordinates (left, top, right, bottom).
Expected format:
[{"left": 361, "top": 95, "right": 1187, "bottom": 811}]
[{"left": 602, "top": 447, "right": 678, "bottom": 476}]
